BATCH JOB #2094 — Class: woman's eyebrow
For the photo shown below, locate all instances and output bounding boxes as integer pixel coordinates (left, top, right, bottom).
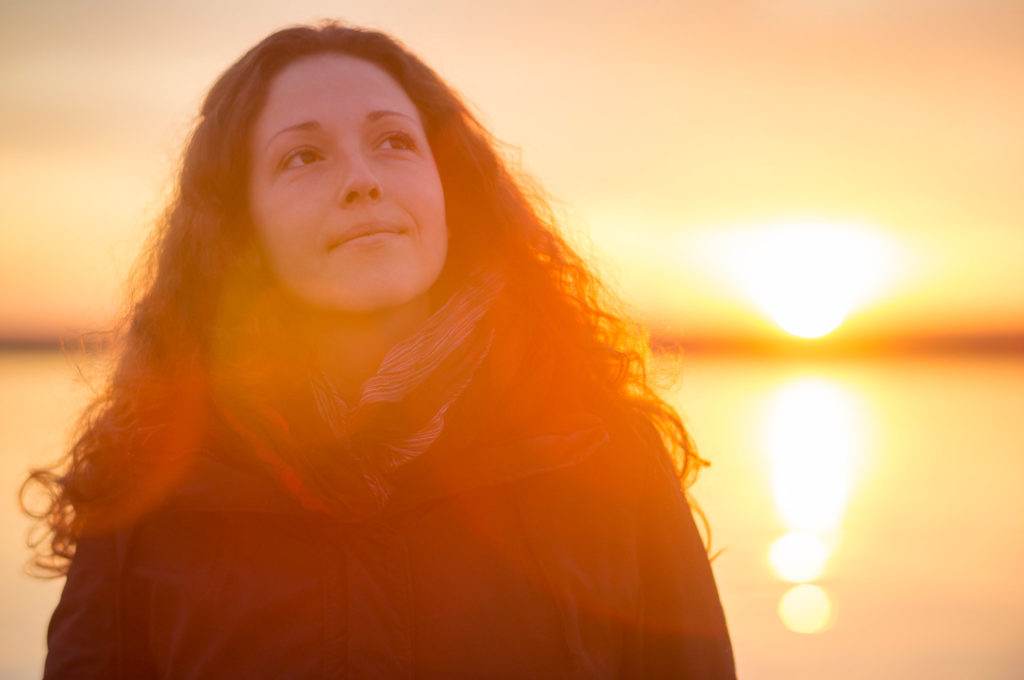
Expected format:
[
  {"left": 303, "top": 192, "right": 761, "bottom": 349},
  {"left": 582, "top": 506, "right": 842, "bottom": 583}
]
[
  {"left": 366, "top": 109, "right": 418, "bottom": 124},
  {"left": 263, "top": 111, "right": 416, "bottom": 152},
  {"left": 264, "top": 120, "right": 322, "bottom": 151}
]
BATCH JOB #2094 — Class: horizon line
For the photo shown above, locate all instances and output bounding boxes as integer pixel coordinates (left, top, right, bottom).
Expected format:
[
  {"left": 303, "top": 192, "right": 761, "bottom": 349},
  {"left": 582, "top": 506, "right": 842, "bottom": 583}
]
[
  {"left": 1, "top": 331, "right": 1021, "bottom": 358},
  {"left": 649, "top": 331, "right": 1024, "bottom": 357}
]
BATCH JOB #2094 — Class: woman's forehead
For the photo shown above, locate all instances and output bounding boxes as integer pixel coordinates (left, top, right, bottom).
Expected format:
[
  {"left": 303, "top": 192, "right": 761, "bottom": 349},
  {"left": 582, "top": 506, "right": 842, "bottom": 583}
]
[{"left": 252, "top": 53, "right": 420, "bottom": 140}]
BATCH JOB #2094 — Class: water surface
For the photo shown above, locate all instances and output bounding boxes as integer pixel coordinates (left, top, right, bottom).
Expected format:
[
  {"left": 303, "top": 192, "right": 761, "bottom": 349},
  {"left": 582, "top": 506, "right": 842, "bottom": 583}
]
[{"left": 2, "top": 351, "right": 1022, "bottom": 678}]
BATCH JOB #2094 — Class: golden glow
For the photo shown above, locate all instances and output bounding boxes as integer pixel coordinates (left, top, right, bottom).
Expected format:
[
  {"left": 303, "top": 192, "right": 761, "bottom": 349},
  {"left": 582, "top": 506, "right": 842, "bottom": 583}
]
[
  {"left": 765, "top": 377, "right": 860, "bottom": 533},
  {"left": 779, "top": 584, "right": 833, "bottom": 634},
  {"left": 702, "top": 219, "right": 898, "bottom": 338},
  {"left": 769, "top": 532, "right": 830, "bottom": 583}
]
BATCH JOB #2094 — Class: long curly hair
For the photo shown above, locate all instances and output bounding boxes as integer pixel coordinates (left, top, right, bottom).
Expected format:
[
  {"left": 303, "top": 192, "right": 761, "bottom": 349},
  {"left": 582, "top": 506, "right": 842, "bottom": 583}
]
[{"left": 23, "top": 22, "right": 706, "bottom": 575}]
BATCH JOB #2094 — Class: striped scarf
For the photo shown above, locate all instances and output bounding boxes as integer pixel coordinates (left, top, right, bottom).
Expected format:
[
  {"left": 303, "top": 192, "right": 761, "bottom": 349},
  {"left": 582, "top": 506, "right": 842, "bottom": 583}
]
[{"left": 246, "top": 269, "right": 505, "bottom": 520}]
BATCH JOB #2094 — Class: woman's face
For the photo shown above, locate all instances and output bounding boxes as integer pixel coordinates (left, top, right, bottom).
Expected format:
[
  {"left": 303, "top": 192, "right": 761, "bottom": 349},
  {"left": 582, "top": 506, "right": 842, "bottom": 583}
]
[{"left": 248, "top": 53, "right": 448, "bottom": 316}]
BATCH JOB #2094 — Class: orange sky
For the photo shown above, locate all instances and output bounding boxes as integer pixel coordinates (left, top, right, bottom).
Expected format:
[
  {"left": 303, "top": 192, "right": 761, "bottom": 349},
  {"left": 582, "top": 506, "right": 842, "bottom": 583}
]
[{"left": 1, "top": 0, "right": 1021, "bottom": 342}]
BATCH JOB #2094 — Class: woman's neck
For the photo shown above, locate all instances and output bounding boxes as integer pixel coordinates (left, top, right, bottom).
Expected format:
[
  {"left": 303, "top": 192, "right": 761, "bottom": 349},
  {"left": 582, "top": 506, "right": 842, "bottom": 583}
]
[{"left": 300, "top": 295, "right": 433, "bottom": 400}]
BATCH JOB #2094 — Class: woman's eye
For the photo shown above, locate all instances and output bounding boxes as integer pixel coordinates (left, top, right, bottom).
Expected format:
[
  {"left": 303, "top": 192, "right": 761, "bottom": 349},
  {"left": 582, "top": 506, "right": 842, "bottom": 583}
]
[
  {"left": 379, "top": 132, "right": 416, "bottom": 151},
  {"left": 281, "top": 149, "right": 323, "bottom": 169}
]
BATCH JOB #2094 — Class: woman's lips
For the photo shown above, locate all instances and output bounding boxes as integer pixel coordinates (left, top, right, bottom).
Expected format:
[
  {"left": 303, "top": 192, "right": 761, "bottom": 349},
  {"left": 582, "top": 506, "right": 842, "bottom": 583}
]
[
  {"left": 337, "top": 231, "right": 401, "bottom": 249},
  {"left": 327, "top": 222, "right": 405, "bottom": 250}
]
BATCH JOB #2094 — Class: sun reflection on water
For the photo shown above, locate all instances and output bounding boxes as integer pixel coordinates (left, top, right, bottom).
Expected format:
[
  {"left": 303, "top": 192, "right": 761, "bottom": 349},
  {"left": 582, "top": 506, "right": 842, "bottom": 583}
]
[
  {"left": 765, "top": 378, "right": 860, "bottom": 533},
  {"left": 763, "top": 375, "right": 865, "bottom": 633}
]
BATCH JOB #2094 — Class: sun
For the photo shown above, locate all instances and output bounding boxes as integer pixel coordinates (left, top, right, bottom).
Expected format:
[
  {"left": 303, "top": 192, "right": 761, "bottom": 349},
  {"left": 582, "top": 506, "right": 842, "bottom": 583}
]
[{"left": 704, "top": 219, "right": 896, "bottom": 338}]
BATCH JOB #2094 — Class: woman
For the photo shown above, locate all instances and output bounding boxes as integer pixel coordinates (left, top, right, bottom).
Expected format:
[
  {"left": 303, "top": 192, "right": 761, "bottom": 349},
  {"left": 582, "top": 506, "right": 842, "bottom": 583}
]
[{"left": 27, "top": 22, "right": 735, "bottom": 679}]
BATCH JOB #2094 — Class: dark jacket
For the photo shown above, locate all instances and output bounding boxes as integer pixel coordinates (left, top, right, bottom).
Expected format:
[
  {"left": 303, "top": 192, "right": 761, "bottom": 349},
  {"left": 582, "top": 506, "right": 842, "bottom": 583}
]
[{"left": 44, "top": 409, "right": 735, "bottom": 679}]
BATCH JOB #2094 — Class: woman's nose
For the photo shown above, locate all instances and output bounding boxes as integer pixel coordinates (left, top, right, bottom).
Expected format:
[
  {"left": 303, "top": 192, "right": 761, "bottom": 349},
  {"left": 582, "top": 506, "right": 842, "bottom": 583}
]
[{"left": 338, "top": 155, "right": 382, "bottom": 207}]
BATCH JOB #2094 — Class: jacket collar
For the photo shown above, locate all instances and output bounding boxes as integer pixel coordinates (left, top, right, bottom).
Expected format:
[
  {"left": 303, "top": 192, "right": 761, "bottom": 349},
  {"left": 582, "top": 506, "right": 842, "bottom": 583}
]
[{"left": 161, "top": 412, "right": 609, "bottom": 520}]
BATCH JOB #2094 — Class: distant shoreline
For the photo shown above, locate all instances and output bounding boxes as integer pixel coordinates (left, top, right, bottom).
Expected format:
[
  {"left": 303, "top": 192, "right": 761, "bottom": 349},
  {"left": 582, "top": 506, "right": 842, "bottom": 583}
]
[
  {"left": 649, "top": 332, "right": 1024, "bottom": 357},
  {"left": 0, "top": 335, "right": 113, "bottom": 353},
  {"left": 3, "top": 332, "right": 1021, "bottom": 357}
]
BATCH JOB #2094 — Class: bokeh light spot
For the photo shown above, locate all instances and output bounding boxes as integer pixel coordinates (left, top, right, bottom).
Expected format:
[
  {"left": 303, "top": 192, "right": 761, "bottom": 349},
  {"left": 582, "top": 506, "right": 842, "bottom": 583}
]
[
  {"left": 779, "top": 584, "right": 833, "bottom": 634},
  {"left": 769, "top": 532, "right": 830, "bottom": 583}
]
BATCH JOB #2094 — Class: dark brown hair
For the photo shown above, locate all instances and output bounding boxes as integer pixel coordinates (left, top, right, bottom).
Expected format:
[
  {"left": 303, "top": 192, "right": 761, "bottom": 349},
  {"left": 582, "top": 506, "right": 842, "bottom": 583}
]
[{"left": 23, "top": 21, "right": 706, "bottom": 575}]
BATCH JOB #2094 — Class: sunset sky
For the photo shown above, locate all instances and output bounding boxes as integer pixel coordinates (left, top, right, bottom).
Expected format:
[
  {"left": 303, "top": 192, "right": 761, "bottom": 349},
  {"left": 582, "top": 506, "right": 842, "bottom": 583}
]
[{"left": 1, "top": 0, "right": 1021, "bottom": 343}]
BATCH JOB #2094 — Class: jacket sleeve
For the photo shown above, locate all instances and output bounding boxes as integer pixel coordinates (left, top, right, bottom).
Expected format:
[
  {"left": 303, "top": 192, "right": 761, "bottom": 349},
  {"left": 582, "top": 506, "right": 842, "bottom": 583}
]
[
  {"left": 43, "top": 529, "right": 157, "bottom": 680},
  {"left": 632, "top": 450, "right": 737, "bottom": 679}
]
